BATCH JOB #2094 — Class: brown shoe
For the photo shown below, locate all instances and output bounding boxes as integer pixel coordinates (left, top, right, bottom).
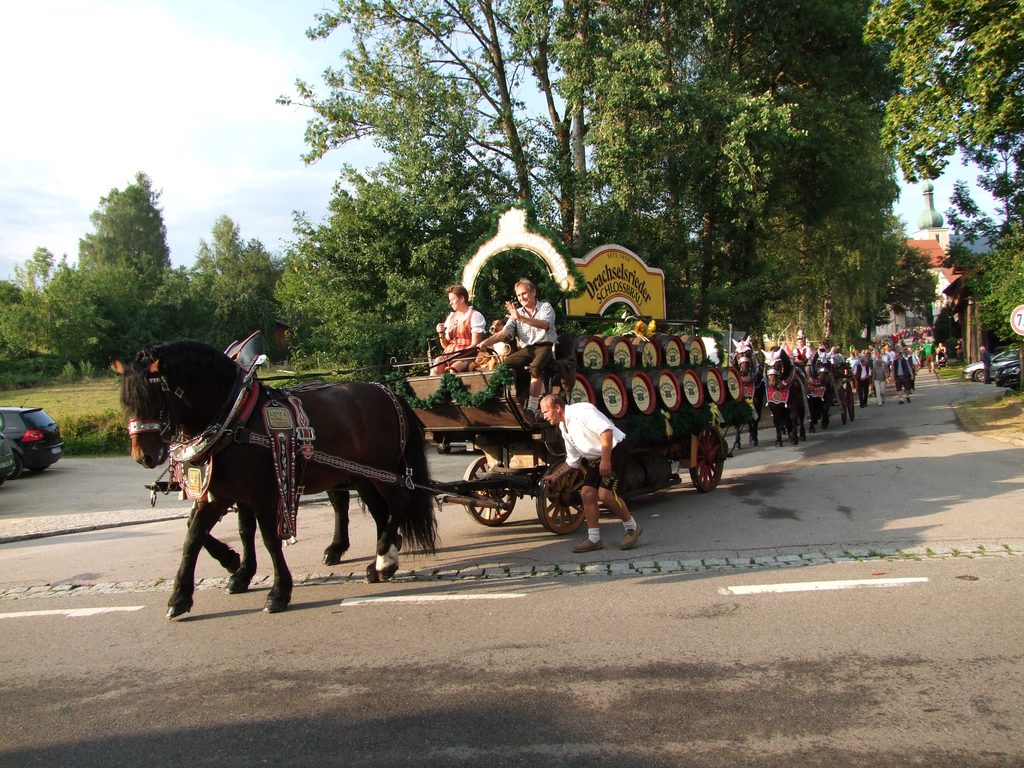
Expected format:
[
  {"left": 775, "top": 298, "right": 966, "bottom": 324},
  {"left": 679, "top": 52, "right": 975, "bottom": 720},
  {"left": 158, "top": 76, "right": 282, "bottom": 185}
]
[
  {"left": 619, "top": 525, "right": 643, "bottom": 550},
  {"left": 572, "top": 538, "right": 604, "bottom": 553}
]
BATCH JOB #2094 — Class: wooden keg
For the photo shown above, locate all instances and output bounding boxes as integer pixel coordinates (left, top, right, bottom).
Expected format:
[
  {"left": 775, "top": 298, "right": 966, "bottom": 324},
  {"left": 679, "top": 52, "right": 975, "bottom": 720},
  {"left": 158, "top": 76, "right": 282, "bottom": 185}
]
[
  {"left": 653, "top": 334, "right": 686, "bottom": 367},
  {"left": 723, "top": 365, "right": 743, "bottom": 401},
  {"left": 588, "top": 372, "right": 630, "bottom": 419},
  {"left": 604, "top": 336, "right": 636, "bottom": 369},
  {"left": 633, "top": 338, "right": 661, "bottom": 368},
  {"left": 623, "top": 371, "right": 658, "bottom": 415},
  {"left": 702, "top": 366, "right": 727, "bottom": 406},
  {"left": 679, "top": 368, "right": 705, "bottom": 408},
  {"left": 568, "top": 372, "right": 597, "bottom": 405},
  {"left": 656, "top": 369, "right": 683, "bottom": 412},
  {"left": 576, "top": 335, "right": 608, "bottom": 371},
  {"left": 681, "top": 335, "right": 707, "bottom": 366}
]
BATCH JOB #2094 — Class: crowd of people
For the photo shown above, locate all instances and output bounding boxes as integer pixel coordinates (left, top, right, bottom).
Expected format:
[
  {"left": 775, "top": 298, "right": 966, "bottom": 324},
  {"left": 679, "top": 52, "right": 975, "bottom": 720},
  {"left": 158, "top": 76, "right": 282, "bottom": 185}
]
[{"left": 777, "top": 329, "right": 948, "bottom": 406}]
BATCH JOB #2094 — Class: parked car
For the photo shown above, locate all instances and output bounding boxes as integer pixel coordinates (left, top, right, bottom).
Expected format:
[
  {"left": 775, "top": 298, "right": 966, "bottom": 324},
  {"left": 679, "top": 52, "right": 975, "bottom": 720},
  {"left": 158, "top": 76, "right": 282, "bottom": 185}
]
[
  {"left": 0, "top": 407, "right": 64, "bottom": 479},
  {"left": 993, "top": 360, "right": 1021, "bottom": 389},
  {"left": 963, "top": 349, "right": 1016, "bottom": 382},
  {"left": 0, "top": 432, "right": 15, "bottom": 485}
]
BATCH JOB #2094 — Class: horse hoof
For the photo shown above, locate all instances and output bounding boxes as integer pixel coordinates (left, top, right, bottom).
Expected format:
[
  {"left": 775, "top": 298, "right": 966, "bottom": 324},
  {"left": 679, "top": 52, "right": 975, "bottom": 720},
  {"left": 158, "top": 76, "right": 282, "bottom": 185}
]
[
  {"left": 378, "top": 564, "right": 399, "bottom": 582},
  {"left": 263, "top": 597, "right": 289, "bottom": 614},
  {"left": 322, "top": 545, "right": 348, "bottom": 566},
  {"left": 166, "top": 604, "right": 191, "bottom": 620},
  {"left": 366, "top": 563, "right": 381, "bottom": 584},
  {"left": 226, "top": 575, "right": 251, "bottom": 594},
  {"left": 809, "top": 425, "right": 816, "bottom": 433}
]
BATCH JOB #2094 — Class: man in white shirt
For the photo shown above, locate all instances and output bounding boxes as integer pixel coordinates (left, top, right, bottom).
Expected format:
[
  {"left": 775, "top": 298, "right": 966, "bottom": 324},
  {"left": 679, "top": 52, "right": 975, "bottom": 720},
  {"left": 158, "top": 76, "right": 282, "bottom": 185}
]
[
  {"left": 478, "top": 278, "right": 556, "bottom": 417},
  {"left": 539, "top": 395, "right": 643, "bottom": 553}
]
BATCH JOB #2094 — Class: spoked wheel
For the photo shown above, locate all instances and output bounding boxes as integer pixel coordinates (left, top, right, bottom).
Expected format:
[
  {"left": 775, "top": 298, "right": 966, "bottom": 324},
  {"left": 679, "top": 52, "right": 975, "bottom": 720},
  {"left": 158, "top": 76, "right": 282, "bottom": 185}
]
[
  {"left": 536, "top": 461, "right": 585, "bottom": 535},
  {"left": 689, "top": 425, "right": 726, "bottom": 492},
  {"left": 462, "top": 455, "right": 515, "bottom": 527},
  {"left": 692, "top": 428, "right": 724, "bottom": 493}
]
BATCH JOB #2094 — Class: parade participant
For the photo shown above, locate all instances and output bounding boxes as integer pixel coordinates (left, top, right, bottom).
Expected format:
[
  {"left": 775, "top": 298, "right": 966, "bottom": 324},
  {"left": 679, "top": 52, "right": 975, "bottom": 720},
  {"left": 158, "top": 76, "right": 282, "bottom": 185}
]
[
  {"left": 431, "top": 284, "right": 487, "bottom": 374},
  {"left": 539, "top": 394, "right": 642, "bottom": 553},
  {"left": 980, "top": 346, "right": 991, "bottom": 384},
  {"left": 872, "top": 348, "right": 889, "bottom": 405},
  {"left": 791, "top": 330, "right": 812, "bottom": 375},
  {"left": 922, "top": 338, "right": 936, "bottom": 373},
  {"left": 478, "top": 278, "right": 556, "bottom": 417},
  {"left": 892, "top": 347, "right": 914, "bottom": 403},
  {"left": 852, "top": 350, "right": 873, "bottom": 408}
]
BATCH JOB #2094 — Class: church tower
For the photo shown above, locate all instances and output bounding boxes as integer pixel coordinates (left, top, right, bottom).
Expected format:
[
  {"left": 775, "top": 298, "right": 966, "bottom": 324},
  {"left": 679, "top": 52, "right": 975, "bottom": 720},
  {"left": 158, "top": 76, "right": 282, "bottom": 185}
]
[{"left": 914, "top": 181, "right": 950, "bottom": 250}]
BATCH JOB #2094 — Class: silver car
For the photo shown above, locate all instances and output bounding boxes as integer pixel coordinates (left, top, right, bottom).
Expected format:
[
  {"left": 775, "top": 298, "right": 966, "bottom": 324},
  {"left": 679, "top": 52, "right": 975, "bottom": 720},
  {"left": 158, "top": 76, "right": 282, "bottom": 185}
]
[{"left": 963, "top": 349, "right": 1016, "bottom": 382}]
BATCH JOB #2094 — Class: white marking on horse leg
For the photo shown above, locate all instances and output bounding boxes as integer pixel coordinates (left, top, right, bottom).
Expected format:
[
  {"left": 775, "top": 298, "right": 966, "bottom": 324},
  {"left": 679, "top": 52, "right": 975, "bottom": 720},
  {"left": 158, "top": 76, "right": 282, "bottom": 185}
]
[{"left": 375, "top": 544, "right": 399, "bottom": 572}]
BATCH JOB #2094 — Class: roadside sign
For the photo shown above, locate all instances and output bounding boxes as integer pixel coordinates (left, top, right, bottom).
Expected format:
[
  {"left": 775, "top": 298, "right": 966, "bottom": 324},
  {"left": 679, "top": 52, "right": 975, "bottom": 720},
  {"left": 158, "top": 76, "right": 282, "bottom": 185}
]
[{"left": 1012, "top": 304, "right": 1024, "bottom": 336}]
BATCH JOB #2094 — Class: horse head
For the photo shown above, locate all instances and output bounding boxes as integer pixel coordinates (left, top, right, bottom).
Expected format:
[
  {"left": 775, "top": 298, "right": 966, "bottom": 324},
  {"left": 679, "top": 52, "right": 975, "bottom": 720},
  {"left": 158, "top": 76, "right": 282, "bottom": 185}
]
[{"left": 113, "top": 340, "right": 240, "bottom": 468}]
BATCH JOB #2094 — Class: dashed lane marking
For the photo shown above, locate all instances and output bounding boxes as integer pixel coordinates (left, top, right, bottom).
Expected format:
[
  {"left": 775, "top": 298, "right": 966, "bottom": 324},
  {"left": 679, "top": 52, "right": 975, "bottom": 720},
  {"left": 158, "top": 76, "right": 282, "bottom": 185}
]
[
  {"left": 720, "top": 577, "right": 929, "bottom": 595},
  {"left": 0, "top": 606, "right": 146, "bottom": 619},
  {"left": 340, "top": 592, "right": 526, "bottom": 607}
]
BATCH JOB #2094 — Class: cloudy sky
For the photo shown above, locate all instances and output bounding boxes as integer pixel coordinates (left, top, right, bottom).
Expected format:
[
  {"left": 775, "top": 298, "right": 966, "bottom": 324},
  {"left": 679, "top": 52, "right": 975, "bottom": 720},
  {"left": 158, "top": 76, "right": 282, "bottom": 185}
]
[{"left": 0, "top": 1, "right": 995, "bottom": 282}]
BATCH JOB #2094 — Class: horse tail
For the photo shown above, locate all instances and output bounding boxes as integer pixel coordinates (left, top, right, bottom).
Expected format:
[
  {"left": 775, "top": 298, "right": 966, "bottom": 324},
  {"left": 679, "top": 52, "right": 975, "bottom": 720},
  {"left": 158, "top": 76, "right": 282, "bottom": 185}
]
[{"left": 398, "top": 399, "right": 439, "bottom": 554}]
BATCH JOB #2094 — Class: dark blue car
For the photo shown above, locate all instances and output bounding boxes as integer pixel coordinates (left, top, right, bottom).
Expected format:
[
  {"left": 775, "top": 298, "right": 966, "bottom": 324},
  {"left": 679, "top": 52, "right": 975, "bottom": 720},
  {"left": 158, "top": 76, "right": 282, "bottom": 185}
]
[{"left": 0, "top": 407, "right": 64, "bottom": 479}]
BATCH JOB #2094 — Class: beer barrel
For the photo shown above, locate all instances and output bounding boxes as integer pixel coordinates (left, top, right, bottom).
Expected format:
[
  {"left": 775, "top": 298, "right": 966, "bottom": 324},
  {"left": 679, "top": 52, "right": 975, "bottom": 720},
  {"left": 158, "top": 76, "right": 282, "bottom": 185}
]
[
  {"left": 656, "top": 370, "right": 683, "bottom": 412},
  {"left": 679, "top": 368, "right": 705, "bottom": 408},
  {"left": 654, "top": 334, "right": 686, "bottom": 368},
  {"left": 623, "top": 371, "right": 658, "bottom": 416},
  {"left": 723, "top": 365, "right": 743, "bottom": 401},
  {"left": 682, "top": 335, "right": 707, "bottom": 366},
  {"left": 576, "top": 335, "right": 608, "bottom": 371},
  {"left": 633, "top": 338, "right": 661, "bottom": 369},
  {"left": 588, "top": 372, "right": 630, "bottom": 419},
  {"left": 568, "top": 372, "right": 597, "bottom": 405},
  {"left": 702, "top": 366, "right": 727, "bottom": 406},
  {"left": 604, "top": 336, "right": 636, "bottom": 369}
]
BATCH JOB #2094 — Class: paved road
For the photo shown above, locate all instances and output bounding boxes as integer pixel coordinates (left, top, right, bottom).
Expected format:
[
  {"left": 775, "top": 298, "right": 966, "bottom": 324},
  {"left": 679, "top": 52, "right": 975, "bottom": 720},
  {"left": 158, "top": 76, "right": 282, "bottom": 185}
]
[{"left": 1, "top": 374, "right": 1023, "bottom": 766}]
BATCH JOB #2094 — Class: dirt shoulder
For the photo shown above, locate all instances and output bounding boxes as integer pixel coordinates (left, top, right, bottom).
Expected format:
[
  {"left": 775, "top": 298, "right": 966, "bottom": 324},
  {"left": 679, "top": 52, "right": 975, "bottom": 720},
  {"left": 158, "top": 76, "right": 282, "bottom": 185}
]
[{"left": 953, "top": 387, "right": 1024, "bottom": 447}]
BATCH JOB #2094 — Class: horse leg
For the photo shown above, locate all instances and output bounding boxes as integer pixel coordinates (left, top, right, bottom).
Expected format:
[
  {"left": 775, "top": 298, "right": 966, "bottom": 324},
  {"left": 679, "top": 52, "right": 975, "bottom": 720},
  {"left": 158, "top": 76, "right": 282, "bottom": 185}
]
[
  {"left": 322, "top": 488, "right": 352, "bottom": 566},
  {"left": 254, "top": 504, "right": 293, "bottom": 613},
  {"left": 168, "top": 500, "right": 231, "bottom": 619},
  {"left": 202, "top": 531, "right": 242, "bottom": 574},
  {"left": 226, "top": 504, "right": 258, "bottom": 594},
  {"left": 358, "top": 482, "right": 403, "bottom": 584}
]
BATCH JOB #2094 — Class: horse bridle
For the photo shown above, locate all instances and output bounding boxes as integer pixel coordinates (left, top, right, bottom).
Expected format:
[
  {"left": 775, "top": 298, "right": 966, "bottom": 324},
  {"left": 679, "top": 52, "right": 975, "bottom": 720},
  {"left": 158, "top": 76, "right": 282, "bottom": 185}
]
[{"left": 126, "top": 368, "right": 191, "bottom": 442}]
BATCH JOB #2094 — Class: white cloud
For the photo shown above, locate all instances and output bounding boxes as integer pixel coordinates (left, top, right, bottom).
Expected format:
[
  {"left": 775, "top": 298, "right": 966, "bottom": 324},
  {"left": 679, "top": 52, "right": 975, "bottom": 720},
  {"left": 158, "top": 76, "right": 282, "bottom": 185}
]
[{"left": 0, "top": 0, "right": 348, "bottom": 278}]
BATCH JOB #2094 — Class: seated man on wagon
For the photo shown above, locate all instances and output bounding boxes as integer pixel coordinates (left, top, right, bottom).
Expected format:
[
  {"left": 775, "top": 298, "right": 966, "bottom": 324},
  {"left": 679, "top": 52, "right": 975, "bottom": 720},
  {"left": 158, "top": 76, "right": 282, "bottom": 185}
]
[{"left": 477, "top": 277, "right": 556, "bottom": 418}]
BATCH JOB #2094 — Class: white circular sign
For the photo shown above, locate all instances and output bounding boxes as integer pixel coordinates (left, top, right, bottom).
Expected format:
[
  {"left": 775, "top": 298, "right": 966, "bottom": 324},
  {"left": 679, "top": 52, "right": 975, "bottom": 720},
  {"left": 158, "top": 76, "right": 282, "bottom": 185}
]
[{"left": 1011, "top": 304, "right": 1024, "bottom": 336}]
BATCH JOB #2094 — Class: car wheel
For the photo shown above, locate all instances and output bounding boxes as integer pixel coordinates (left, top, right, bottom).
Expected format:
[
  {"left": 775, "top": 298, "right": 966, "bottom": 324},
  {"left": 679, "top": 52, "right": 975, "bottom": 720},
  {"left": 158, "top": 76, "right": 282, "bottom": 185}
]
[
  {"left": 972, "top": 369, "right": 984, "bottom": 382},
  {"left": 9, "top": 453, "right": 24, "bottom": 480}
]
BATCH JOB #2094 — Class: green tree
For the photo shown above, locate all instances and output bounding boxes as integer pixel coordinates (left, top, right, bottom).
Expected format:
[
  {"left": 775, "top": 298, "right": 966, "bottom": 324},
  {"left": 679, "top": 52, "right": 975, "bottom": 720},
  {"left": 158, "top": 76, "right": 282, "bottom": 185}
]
[
  {"left": 78, "top": 172, "right": 171, "bottom": 283},
  {"left": 287, "top": 0, "right": 587, "bottom": 245},
  {"left": 866, "top": 0, "right": 1023, "bottom": 195},
  {"left": 189, "top": 216, "right": 283, "bottom": 349}
]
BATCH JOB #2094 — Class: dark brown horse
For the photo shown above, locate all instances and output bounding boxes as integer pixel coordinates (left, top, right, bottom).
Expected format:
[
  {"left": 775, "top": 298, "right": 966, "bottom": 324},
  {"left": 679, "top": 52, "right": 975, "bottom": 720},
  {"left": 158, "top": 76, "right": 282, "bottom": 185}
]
[
  {"left": 114, "top": 339, "right": 437, "bottom": 618},
  {"left": 730, "top": 342, "right": 766, "bottom": 451},
  {"left": 764, "top": 348, "right": 807, "bottom": 446}
]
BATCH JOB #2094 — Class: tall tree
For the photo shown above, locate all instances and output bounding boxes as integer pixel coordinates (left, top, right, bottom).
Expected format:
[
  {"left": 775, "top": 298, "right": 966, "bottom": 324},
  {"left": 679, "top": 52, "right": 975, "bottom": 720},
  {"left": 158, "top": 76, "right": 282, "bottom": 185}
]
[
  {"left": 189, "top": 216, "right": 283, "bottom": 348},
  {"left": 287, "top": 0, "right": 587, "bottom": 246},
  {"left": 78, "top": 172, "right": 171, "bottom": 283}
]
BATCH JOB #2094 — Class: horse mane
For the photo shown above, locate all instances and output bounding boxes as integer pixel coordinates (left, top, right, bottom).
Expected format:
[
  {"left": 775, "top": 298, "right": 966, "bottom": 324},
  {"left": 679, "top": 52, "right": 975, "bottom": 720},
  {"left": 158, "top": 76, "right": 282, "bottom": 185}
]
[{"left": 120, "top": 340, "right": 237, "bottom": 417}]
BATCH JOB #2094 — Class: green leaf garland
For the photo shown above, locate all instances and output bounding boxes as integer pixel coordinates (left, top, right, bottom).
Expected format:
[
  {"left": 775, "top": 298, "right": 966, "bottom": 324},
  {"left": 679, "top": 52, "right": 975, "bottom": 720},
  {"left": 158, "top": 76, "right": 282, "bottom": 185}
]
[{"left": 392, "top": 364, "right": 516, "bottom": 409}]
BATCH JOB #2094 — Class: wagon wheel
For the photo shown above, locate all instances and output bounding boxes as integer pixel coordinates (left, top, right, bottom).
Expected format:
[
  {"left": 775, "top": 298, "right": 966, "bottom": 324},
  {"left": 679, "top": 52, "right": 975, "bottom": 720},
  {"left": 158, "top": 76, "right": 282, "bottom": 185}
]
[
  {"left": 462, "top": 455, "right": 515, "bottom": 527},
  {"left": 689, "top": 425, "right": 726, "bottom": 493},
  {"left": 536, "top": 461, "right": 585, "bottom": 535}
]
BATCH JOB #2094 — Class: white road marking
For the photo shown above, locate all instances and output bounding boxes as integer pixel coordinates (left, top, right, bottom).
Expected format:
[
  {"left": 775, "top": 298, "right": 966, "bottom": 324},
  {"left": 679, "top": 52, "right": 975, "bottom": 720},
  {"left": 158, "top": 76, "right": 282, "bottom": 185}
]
[
  {"left": 340, "top": 593, "right": 526, "bottom": 607},
  {"left": 720, "top": 577, "right": 929, "bottom": 595},
  {"left": 0, "top": 606, "right": 146, "bottom": 619}
]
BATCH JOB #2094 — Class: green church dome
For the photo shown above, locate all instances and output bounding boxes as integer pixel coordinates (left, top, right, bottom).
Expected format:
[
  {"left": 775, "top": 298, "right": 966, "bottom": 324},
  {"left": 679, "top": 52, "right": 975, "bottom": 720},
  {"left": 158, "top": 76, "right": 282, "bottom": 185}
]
[{"left": 918, "top": 181, "right": 944, "bottom": 229}]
